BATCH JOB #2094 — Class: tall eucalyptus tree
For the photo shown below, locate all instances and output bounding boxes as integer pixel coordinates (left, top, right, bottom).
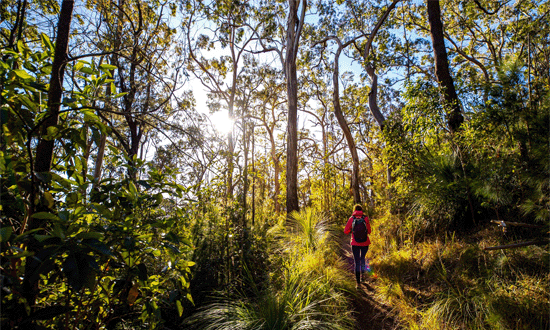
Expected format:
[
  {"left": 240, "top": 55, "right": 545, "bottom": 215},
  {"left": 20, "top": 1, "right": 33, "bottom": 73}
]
[
  {"left": 183, "top": 0, "right": 260, "bottom": 201},
  {"left": 284, "top": 0, "right": 307, "bottom": 213}
]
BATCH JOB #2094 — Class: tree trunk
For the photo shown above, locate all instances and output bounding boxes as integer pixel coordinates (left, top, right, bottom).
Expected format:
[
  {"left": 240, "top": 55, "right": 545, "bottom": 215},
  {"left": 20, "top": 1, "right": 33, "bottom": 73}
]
[
  {"left": 359, "top": 0, "right": 400, "bottom": 211},
  {"left": 7, "top": 0, "right": 28, "bottom": 50},
  {"left": 251, "top": 124, "right": 256, "bottom": 226},
  {"left": 25, "top": 0, "right": 74, "bottom": 309},
  {"left": 242, "top": 119, "right": 249, "bottom": 226},
  {"left": 34, "top": 0, "right": 75, "bottom": 173},
  {"left": 426, "top": 0, "right": 463, "bottom": 133},
  {"left": 332, "top": 44, "right": 361, "bottom": 204},
  {"left": 285, "top": 0, "right": 306, "bottom": 214},
  {"left": 365, "top": 64, "right": 385, "bottom": 130},
  {"left": 93, "top": 133, "right": 107, "bottom": 184},
  {"left": 272, "top": 145, "right": 281, "bottom": 213},
  {"left": 226, "top": 33, "right": 238, "bottom": 200}
]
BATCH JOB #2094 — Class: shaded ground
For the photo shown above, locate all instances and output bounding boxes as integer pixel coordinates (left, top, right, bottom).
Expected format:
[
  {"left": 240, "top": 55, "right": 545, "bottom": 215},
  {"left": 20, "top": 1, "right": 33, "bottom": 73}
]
[{"left": 340, "top": 234, "right": 401, "bottom": 330}]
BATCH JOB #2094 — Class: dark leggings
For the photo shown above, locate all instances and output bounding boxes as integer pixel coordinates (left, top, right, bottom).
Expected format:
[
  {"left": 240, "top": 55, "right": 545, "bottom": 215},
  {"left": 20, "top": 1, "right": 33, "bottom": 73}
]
[{"left": 352, "top": 245, "right": 369, "bottom": 282}]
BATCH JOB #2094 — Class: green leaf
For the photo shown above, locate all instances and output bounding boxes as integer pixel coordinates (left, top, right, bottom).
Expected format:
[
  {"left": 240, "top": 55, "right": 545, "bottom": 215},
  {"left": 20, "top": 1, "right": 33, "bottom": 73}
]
[
  {"left": 128, "top": 181, "right": 138, "bottom": 197},
  {"left": 17, "top": 40, "right": 29, "bottom": 56},
  {"left": 83, "top": 239, "right": 114, "bottom": 257},
  {"left": 74, "top": 61, "right": 84, "bottom": 72},
  {"left": 99, "top": 63, "right": 116, "bottom": 77},
  {"left": 13, "top": 228, "right": 43, "bottom": 242},
  {"left": 34, "top": 234, "right": 52, "bottom": 242},
  {"left": 63, "top": 252, "right": 97, "bottom": 291},
  {"left": 82, "top": 110, "right": 100, "bottom": 123},
  {"left": 66, "top": 192, "right": 79, "bottom": 206},
  {"left": 18, "top": 95, "right": 38, "bottom": 112},
  {"left": 58, "top": 210, "right": 70, "bottom": 222},
  {"left": 99, "top": 63, "right": 117, "bottom": 71},
  {"left": 44, "top": 192, "right": 55, "bottom": 208},
  {"left": 46, "top": 126, "right": 60, "bottom": 139},
  {"left": 176, "top": 300, "right": 183, "bottom": 317},
  {"left": 12, "top": 250, "right": 35, "bottom": 258},
  {"left": 91, "top": 203, "right": 112, "bottom": 218},
  {"left": 52, "top": 224, "right": 66, "bottom": 240},
  {"left": 0, "top": 227, "right": 13, "bottom": 243},
  {"left": 13, "top": 69, "right": 33, "bottom": 80},
  {"left": 80, "top": 66, "right": 94, "bottom": 75},
  {"left": 51, "top": 173, "right": 72, "bottom": 189},
  {"left": 40, "top": 33, "right": 55, "bottom": 53}
]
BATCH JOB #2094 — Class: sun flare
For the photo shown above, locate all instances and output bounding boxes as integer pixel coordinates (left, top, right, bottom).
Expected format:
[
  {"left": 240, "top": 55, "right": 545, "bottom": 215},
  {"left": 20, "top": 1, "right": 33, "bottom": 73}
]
[{"left": 210, "top": 111, "right": 234, "bottom": 135}]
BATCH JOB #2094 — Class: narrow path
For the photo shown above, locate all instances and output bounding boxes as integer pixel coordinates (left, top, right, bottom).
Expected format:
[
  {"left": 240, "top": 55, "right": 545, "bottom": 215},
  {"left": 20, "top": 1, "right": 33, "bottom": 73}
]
[{"left": 340, "top": 234, "right": 400, "bottom": 330}]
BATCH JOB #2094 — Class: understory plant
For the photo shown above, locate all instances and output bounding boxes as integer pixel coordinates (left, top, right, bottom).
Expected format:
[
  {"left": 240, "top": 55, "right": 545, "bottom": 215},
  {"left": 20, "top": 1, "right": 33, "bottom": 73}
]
[
  {"left": 1, "top": 41, "right": 194, "bottom": 329},
  {"left": 184, "top": 207, "right": 354, "bottom": 329}
]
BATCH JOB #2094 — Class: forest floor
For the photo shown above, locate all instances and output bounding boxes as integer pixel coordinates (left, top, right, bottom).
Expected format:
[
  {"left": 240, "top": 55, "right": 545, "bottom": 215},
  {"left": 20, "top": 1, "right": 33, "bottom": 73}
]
[{"left": 340, "top": 235, "right": 401, "bottom": 330}]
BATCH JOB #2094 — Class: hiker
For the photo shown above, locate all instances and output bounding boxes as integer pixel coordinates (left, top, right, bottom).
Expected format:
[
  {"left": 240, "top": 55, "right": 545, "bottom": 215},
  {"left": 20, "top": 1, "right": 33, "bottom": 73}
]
[{"left": 344, "top": 204, "right": 371, "bottom": 289}]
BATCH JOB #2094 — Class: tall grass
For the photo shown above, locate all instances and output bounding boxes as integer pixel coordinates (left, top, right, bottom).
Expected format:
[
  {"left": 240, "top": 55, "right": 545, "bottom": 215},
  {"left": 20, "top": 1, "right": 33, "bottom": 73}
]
[
  {"left": 184, "top": 207, "right": 354, "bottom": 329},
  {"left": 369, "top": 219, "right": 550, "bottom": 330},
  {"left": 185, "top": 270, "right": 350, "bottom": 330}
]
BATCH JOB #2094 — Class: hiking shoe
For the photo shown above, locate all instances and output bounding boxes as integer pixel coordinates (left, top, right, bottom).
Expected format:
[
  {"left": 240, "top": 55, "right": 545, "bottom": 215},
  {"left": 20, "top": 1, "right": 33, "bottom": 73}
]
[{"left": 355, "top": 283, "right": 361, "bottom": 290}]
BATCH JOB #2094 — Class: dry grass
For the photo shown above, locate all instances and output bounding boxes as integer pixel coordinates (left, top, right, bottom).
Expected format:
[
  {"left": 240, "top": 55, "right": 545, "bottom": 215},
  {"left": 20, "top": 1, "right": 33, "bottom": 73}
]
[{"left": 368, "top": 216, "right": 549, "bottom": 330}]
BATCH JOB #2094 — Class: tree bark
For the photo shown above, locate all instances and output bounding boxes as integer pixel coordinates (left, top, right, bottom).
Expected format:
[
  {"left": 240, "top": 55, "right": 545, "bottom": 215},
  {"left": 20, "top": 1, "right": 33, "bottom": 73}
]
[
  {"left": 93, "top": 133, "right": 107, "bottom": 184},
  {"left": 34, "top": 0, "right": 75, "bottom": 173},
  {"left": 226, "top": 23, "right": 239, "bottom": 200},
  {"left": 25, "top": 0, "right": 74, "bottom": 309},
  {"left": 7, "top": 0, "right": 28, "bottom": 50},
  {"left": 361, "top": 0, "right": 400, "bottom": 130},
  {"left": 426, "top": 0, "right": 463, "bottom": 133},
  {"left": 365, "top": 63, "right": 385, "bottom": 130},
  {"left": 285, "top": 0, "right": 306, "bottom": 214},
  {"left": 332, "top": 42, "right": 361, "bottom": 204}
]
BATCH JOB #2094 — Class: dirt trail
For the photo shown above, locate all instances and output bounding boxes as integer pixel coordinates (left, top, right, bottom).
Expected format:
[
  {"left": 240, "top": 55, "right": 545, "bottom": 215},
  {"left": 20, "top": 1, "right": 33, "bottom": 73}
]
[{"left": 340, "top": 234, "right": 400, "bottom": 330}]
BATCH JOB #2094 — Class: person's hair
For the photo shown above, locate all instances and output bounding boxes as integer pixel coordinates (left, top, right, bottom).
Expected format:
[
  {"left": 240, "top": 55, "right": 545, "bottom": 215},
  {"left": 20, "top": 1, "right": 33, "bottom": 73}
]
[{"left": 354, "top": 204, "right": 363, "bottom": 211}]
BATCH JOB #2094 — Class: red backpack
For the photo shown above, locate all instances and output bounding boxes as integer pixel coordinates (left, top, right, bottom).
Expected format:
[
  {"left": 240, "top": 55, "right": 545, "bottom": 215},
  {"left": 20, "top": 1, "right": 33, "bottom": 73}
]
[{"left": 352, "top": 216, "right": 368, "bottom": 243}]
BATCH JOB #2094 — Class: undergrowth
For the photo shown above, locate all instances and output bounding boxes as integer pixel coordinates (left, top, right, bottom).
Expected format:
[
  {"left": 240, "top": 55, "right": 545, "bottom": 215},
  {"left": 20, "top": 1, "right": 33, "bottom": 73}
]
[
  {"left": 369, "top": 213, "right": 550, "bottom": 330},
  {"left": 184, "top": 207, "right": 355, "bottom": 329}
]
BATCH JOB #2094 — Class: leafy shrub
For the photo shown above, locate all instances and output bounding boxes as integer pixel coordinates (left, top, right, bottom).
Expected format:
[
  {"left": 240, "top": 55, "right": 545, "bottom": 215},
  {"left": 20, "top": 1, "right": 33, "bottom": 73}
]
[{"left": 1, "top": 42, "right": 193, "bottom": 329}]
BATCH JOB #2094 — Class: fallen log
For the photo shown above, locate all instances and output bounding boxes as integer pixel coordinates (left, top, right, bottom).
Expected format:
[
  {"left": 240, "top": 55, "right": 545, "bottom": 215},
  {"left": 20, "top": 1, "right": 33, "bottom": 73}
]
[
  {"left": 484, "top": 239, "right": 549, "bottom": 251},
  {"left": 490, "top": 220, "right": 546, "bottom": 229}
]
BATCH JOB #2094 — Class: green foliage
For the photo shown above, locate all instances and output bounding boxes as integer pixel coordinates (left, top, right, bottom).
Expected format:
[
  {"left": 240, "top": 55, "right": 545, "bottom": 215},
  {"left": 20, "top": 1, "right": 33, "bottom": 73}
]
[
  {"left": 385, "top": 59, "right": 549, "bottom": 232},
  {"left": 184, "top": 207, "right": 354, "bottom": 329},
  {"left": 184, "top": 199, "right": 272, "bottom": 313},
  {"left": 185, "top": 269, "right": 350, "bottom": 330},
  {"left": 1, "top": 41, "right": 193, "bottom": 329},
  {"left": 384, "top": 81, "right": 473, "bottom": 231},
  {"left": 286, "top": 208, "right": 330, "bottom": 252},
  {"left": 465, "top": 59, "right": 550, "bottom": 223}
]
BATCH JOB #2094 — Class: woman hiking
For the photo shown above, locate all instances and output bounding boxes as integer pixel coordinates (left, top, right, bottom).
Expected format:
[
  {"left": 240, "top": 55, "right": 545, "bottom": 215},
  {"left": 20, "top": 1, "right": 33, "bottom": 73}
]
[{"left": 344, "top": 204, "right": 372, "bottom": 289}]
